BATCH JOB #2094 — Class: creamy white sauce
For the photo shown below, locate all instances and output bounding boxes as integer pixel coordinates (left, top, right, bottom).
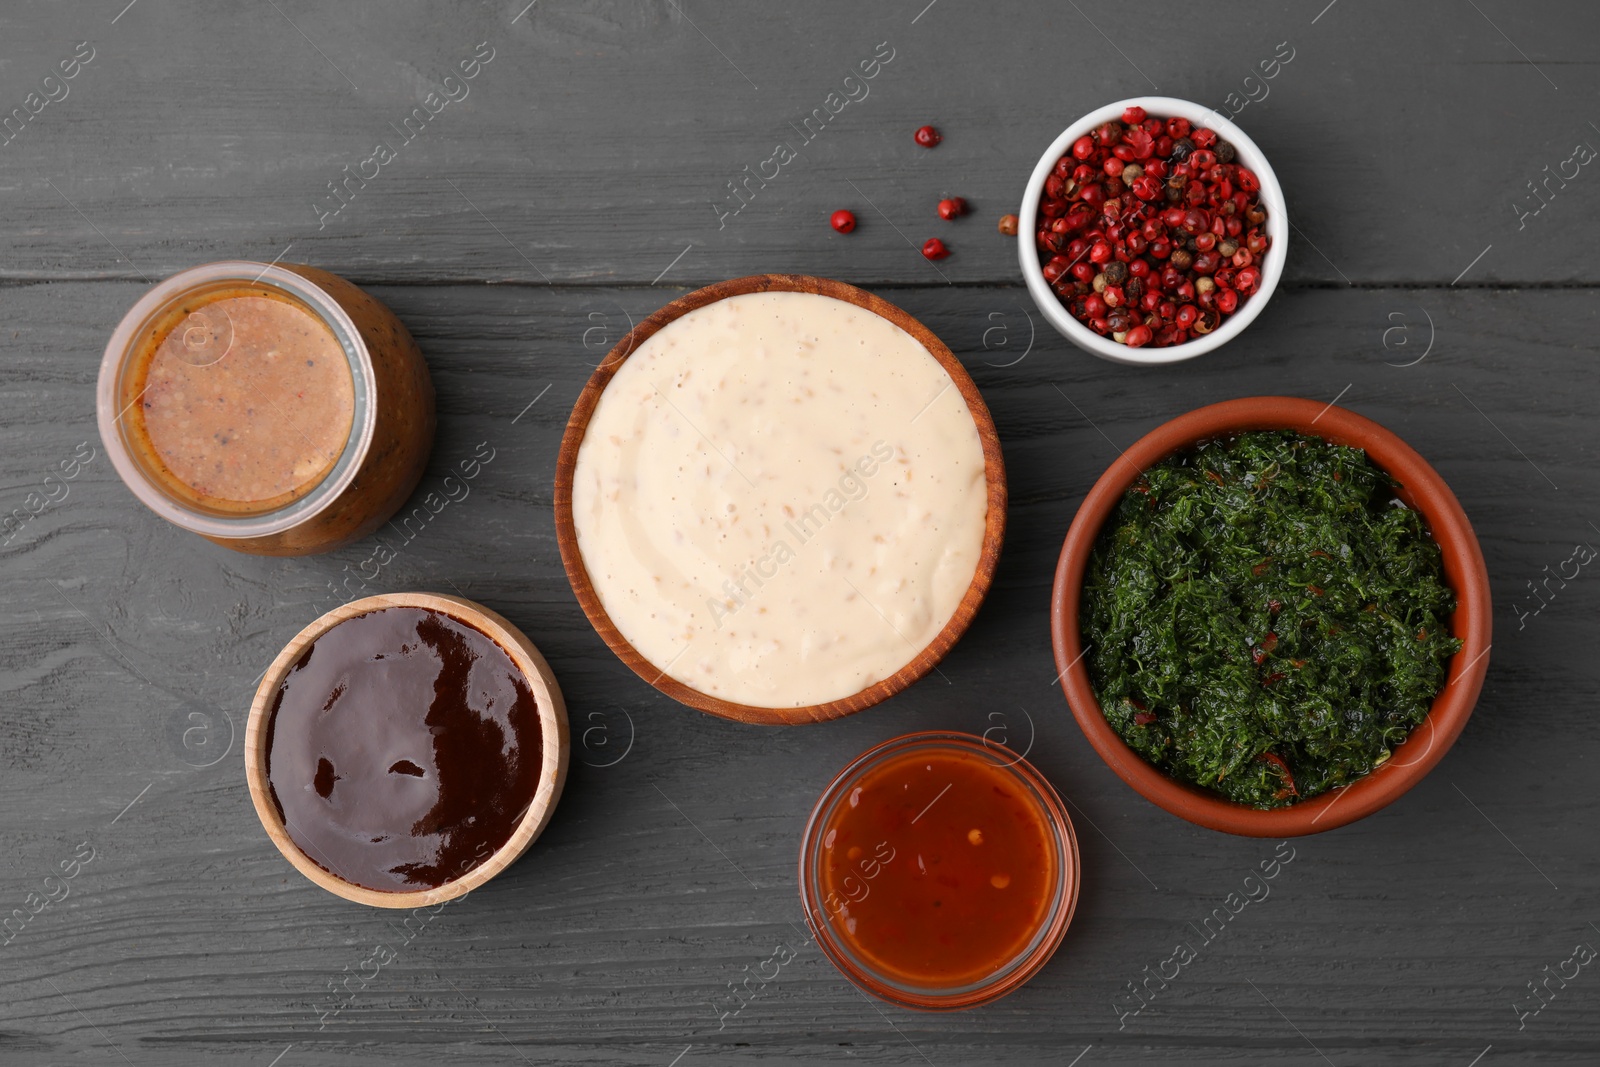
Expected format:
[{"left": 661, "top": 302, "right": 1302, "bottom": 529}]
[{"left": 571, "top": 291, "right": 988, "bottom": 708}]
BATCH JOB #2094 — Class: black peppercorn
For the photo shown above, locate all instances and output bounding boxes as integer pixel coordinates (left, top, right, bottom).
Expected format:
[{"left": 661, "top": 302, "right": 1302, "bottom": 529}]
[
  {"left": 1169, "top": 249, "right": 1194, "bottom": 271},
  {"left": 1101, "top": 260, "right": 1129, "bottom": 285},
  {"left": 1170, "top": 137, "right": 1194, "bottom": 163},
  {"left": 1125, "top": 276, "right": 1145, "bottom": 303},
  {"left": 1215, "top": 140, "right": 1236, "bottom": 165}
]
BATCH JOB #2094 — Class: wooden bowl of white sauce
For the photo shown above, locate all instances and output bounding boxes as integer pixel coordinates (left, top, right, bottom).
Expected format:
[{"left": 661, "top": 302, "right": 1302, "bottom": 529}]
[{"left": 554, "top": 275, "right": 1006, "bottom": 725}]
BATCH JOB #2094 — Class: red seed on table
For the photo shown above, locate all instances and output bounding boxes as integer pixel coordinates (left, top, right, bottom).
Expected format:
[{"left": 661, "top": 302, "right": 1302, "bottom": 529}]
[
  {"left": 937, "top": 197, "right": 968, "bottom": 221},
  {"left": 998, "top": 213, "right": 1020, "bottom": 236},
  {"left": 921, "top": 237, "right": 950, "bottom": 260},
  {"left": 915, "top": 125, "right": 942, "bottom": 148},
  {"left": 830, "top": 209, "right": 856, "bottom": 234}
]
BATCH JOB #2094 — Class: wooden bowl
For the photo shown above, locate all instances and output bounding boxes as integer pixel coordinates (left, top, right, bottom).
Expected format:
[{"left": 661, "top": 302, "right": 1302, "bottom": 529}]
[
  {"left": 1051, "top": 397, "right": 1492, "bottom": 836},
  {"left": 554, "top": 274, "right": 1007, "bottom": 726},
  {"left": 244, "top": 592, "right": 569, "bottom": 906}
]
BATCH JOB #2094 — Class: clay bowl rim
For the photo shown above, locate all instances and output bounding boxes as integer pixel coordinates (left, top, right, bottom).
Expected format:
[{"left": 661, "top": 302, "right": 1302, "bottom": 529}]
[
  {"left": 553, "top": 273, "right": 1007, "bottom": 726},
  {"left": 243, "top": 591, "right": 570, "bottom": 907},
  {"left": 1050, "top": 396, "right": 1492, "bottom": 836}
]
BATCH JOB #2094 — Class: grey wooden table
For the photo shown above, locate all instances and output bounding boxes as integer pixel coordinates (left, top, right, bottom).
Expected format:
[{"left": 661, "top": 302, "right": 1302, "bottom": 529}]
[{"left": 2, "top": 2, "right": 1597, "bottom": 1064}]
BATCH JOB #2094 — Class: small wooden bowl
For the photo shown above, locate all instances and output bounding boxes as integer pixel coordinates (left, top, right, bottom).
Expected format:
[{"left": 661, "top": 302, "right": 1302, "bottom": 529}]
[
  {"left": 553, "top": 274, "right": 1007, "bottom": 726},
  {"left": 244, "top": 592, "right": 569, "bottom": 907}
]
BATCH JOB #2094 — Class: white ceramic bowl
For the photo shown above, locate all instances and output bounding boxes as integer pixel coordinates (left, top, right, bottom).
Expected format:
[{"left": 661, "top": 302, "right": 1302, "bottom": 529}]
[{"left": 1017, "top": 96, "right": 1288, "bottom": 366}]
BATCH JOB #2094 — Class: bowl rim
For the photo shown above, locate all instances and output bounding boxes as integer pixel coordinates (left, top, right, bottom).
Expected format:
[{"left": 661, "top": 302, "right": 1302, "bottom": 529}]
[
  {"left": 1016, "top": 95, "right": 1289, "bottom": 366},
  {"left": 552, "top": 273, "right": 1007, "bottom": 726},
  {"left": 796, "top": 730, "right": 1080, "bottom": 1010},
  {"left": 243, "top": 591, "right": 570, "bottom": 907},
  {"left": 1050, "top": 396, "right": 1492, "bottom": 836}
]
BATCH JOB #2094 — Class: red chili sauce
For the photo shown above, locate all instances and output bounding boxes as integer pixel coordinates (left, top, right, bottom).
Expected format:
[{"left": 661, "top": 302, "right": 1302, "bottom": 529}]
[
  {"left": 265, "top": 607, "right": 541, "bottom": 892},
  {"left": 817, "top": 746, "right": 1057, "bottom": 988}
]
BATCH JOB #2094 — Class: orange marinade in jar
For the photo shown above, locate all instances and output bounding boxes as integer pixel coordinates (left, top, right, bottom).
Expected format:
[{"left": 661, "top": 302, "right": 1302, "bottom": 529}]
[
  {"left": 129, "top": 286, "right": 354, "bottom": 514},
  {"left": 801, "top": 732, "right": 1079, "bottom": 1008},
  {"left": 99, "top": 261, "right": 435, "bottom": 555}
]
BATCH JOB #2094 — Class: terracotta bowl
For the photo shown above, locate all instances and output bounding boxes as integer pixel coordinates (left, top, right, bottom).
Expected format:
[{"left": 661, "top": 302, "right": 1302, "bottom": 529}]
[
  {"left": 244, "top": 592, "right": 569, "bottom": 906},
  {"left": 1051, "top": 397, "right": 1491, "bottom": 836},
  {"left": 553, "top": 274, "right": 1007, "bottom": 726}
]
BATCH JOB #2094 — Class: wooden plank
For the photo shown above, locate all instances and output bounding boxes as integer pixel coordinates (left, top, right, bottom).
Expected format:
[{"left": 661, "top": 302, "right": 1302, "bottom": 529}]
[
  {"left": 0, "top": 2, "right": 1596, "bottom": 286},
  {"left": 0, "top": 280, "right": 1596, "bottom": 1064}
]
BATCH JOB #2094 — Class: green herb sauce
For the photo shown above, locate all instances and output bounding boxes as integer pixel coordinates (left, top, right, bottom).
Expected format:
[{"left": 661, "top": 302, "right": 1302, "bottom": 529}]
[{"left": 1081, "top": 431, "right": 1463, "bottom": 809}]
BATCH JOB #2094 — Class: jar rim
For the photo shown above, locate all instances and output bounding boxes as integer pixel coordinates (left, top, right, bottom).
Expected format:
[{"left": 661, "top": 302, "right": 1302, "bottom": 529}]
[
  {"left": 95, "top": 261, "right": 377, "bottom": 539},
  {"left": 797, "top": 730, "right": 1081, "bottom": 1010}
]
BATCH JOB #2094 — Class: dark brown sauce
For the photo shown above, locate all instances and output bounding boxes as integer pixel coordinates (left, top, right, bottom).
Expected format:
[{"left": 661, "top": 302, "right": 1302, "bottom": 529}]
[{"left": 265, "top": 607, "right": 541, "bottom": 891}]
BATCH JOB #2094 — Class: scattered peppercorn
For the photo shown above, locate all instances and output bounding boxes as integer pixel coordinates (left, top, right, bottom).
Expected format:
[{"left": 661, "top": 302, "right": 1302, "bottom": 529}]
[
  {"left": 998, "top": 213, "right": 1020, "bottom": 236},
  {"left": 914, "top": 125, "right": 942, "bottom": 148},
  {"left": 830, "top": 209, "right": 857, "bottom": 234},
  {"left": 937, "top": 197, "right": 968, "bottom": 220},
  {"left": 921, "top": 237, "right": 950, "bottom": 260},
  {"left": 1034, "top": 113, "right": 1270, "bottom": 348}
]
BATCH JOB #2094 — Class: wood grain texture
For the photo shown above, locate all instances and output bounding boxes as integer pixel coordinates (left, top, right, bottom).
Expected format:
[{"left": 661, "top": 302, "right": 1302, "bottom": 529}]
[
  {"left": 553, "top": 274, "right": 1006, "bottom": 725},
  {"left": 1, "top": 281, "right": 1596, "bottom": 1066},
  {"left": 0, "top": 0, "right": 1597, "bottom": 1063},
  {"left": 0, "top": 2, "right": 1596, "bottom": 288}
]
